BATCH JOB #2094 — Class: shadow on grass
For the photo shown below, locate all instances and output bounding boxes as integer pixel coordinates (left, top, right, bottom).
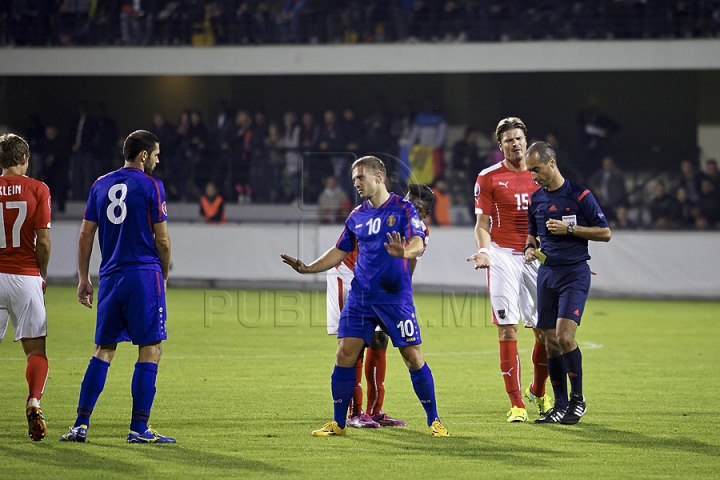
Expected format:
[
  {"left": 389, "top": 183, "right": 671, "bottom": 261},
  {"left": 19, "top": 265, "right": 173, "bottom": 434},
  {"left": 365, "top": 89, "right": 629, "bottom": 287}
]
[
  {"left": 0, "top": 438, "right": 297, "bottom": 476},
  {"left": 547, "top": 421, "right": 719, "bottom": 457}
]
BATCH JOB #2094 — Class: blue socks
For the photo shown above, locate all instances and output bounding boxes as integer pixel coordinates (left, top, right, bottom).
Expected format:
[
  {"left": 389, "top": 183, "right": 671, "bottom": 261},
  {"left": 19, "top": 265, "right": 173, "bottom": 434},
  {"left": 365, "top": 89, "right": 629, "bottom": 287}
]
[
  {"left": 548, "top": 355, "right": 569, "bottom": 410},
  {"left": 75, "top": 356, "right": 110, "bottom": 428},
  {"left": 410, "top": 363, "right": 439, "bottom": 426},
  {"left": 130, "top": 362, "right": 159, "bottom": 433},
  {"left": 331, "top": 365, "right": 356, "bottom": 429},
  {"left": 563, "top": 347, "right": 583, "bottom": 396}
]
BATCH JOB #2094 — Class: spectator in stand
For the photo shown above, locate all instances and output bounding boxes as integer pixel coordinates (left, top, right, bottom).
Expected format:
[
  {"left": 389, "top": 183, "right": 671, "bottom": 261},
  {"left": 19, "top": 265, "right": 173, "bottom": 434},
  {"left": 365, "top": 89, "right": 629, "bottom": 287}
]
[
  {"left": 364, "top": 96, "right": 394, "bottom": 157},
  {"left": 57, "top": 0, "right": 92, "bottom": 45},
  {"left": 267, "top": 122, "right": 286, "bottom": 202},
  {"left": 208, "top": 0, "right": 231, "bottom": 44},
  {"left": 120, "top": 0, "right": 156, "bottom": 45},
  {"left": 401, "top": 99, "right": 447, "bottom": 185},
  {"left": 705, "top": 159, "right": 720, "bottom": 191},
  {"left": 315, "top": 110, "right": 343, "bottom": 203},
  {"left": 200, "top": 181, "right": 227, "bottom": 224},
  {"left": 678, "top": 158, "right": 705, "bottom": 204},
  {"left": 88, "top": 0, "right": 121, "bottom": 45},
  {"left": 337, "top": 105, "right": 364, "bottom": 192},
  {"left": 68, "top": 102, "right": 98, "bottom": 200},
  {"left": 430, "top": 176, "right": 451, "bottom": 226},
  {"left": 696, "top": 178, "right": 720, "bottom": 229},
  {"left": 208, "top": 100, "right": 235, "bottom": 195},
  {"left": 674, "top": 186, "right": 696, "bottom": 229},
  {"left": 282, "top": 112, "right": 302, "bottom": 203},
  {"left": 438, "top": 0, "right": 469, "bottom": 42},
  {"left": 545, "top": 131, "right": 581, "bottom": 182},
  {"left": 318, "top": 175, "right": 350, "bottom": 224},
  {"left": 249, "top": 110, "right": 271, "bottom": 203},
  {"left": 188, "top": 109, "right": 208, "bottom": 195},
  {"left": 35, "top": 125, "right": 70, "bottom": 212},
  {"left": 229, "top": 0, "right": 253, "bottom": 44},
  {"left": 576, "top": 102, "right": 620, "bottom": 179},
  {"left": 150, "top": 112, "right": 177, "bottom": 194},
  {"left": 451, "top": 125, "right": 482, "bottom": 180},
  {"left": 588, "top": 156, "right": 628, "bottom": 228},
  {"left": 171, "top": 110, "right": 192, "bottom": 201},
  {"left": 9, "top": 0, "right": 57, "bottom": 46},
  {"left": 231, "top": 110, "right": 253, "bottom": 203},
  {"left": 650, "top": 182, "right": 682, "bottom": 229},
  {"left": 92, "top": 103, "right": 119, "bottom": 176},
  {"left": 298, "top": 111, "right": 320, "bottom": 202},
  {"left": 277, "top": 0, "right": 308, "bottom": 43}
]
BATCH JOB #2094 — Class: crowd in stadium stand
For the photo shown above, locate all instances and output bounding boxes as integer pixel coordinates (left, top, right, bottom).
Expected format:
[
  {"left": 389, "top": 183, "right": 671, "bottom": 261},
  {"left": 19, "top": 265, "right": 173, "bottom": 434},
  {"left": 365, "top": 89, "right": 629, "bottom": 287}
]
[
  {"left": 2, "top": 1, "right": 720, "bottom": 47},
  {"left": 18, "top": 99, "right": 720, "bottom": 230}
]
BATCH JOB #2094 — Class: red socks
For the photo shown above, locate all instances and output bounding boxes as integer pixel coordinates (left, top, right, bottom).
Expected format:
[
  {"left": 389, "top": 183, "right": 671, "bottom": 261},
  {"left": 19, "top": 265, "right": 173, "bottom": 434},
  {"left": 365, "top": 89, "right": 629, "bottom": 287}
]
[
  {"left": 499, "top": 340, "right": 524, "bottom": 408},
  {"left": 530, "top": 340, "right": 549, "bottom": 397},
  {"left": 349, "top": 354, "right": 364, "bottom": 417},
  {"left": 26, "top": 354, "right": 49, "bottom": 401},
  {"left": 365, "top": 347, "right": 387, "bottom": 416}
]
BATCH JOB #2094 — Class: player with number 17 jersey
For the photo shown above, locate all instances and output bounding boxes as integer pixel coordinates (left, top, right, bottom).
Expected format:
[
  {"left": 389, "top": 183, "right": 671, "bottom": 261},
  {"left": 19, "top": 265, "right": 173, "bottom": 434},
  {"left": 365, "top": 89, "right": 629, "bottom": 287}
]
[
  {"left": 84, "top": 167, "right": 167, "bottom": 277},
  {"left": 336, "top": 193, "right": 425, "bottom": 307}
]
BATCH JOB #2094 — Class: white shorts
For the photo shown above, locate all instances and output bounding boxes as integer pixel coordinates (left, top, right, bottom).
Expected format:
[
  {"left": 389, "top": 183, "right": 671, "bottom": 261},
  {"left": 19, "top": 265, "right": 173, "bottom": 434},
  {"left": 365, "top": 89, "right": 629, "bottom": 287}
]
[
  {"left": 326, "top": 264, "right": 354, "bottom": 335},
  {"left": 0, "top": 273, "right": 47, "bottom": 343},
  {"left": 486, "top": 244, "right": 539, "bottom": 328}
]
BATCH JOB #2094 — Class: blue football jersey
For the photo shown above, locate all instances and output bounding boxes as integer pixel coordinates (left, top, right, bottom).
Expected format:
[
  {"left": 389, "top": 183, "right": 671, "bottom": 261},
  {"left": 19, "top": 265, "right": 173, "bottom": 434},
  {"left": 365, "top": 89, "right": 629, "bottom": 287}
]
[
  {"left": 528, "top": 180, "right": 609, "bottom": 267},
  {"left": 84, "top": 167, "right": 167, "bottom": 277},
  {"left": 336, "top": 193, "right": 425, "bottom": 305}
]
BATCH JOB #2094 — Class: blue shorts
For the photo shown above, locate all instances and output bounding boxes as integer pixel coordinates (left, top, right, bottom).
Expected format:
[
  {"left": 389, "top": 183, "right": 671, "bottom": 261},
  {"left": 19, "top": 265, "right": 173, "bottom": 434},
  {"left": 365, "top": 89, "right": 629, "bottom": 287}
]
[
  {"left": 536, "top": 263, "right": 591, "bottom": 329},
  {"left": 338, "top": 300, "right": 422, "bottom": 348},
  {"left": 95, "top": 270, "right": 167, "bottom": 346}
]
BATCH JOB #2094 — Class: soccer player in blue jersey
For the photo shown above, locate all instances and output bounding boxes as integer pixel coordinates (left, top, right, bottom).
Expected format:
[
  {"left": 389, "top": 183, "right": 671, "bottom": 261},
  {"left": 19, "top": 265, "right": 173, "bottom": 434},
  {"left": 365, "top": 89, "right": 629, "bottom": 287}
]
[
  {"left": 524, "top": 142, "right": 611, "bottom": 425},
  {"left": 60, "top": 130, "right": 175, "bottom": 443},
  {"left": 281, "top": 156, "right": 448, "bottom": 437}
]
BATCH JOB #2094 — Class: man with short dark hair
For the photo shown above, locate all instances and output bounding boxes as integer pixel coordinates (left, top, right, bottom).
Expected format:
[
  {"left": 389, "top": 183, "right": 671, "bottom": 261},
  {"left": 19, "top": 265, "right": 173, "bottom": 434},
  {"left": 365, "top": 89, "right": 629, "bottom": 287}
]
[
  {"left": 524, "top": 141, "right": 612, "bottom": 425},
  {"left": 61, "top": 130, "right": 174, "bottom": 443}
]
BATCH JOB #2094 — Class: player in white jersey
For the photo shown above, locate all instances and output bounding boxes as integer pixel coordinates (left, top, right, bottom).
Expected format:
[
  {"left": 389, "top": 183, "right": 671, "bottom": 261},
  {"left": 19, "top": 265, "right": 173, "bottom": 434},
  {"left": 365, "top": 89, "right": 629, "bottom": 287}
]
[
  {"left": 466, "top": 117, "right": 552, "bottom": 422},
  {"left": 326, "top": 184, "right": 434, "bottom": 428}
]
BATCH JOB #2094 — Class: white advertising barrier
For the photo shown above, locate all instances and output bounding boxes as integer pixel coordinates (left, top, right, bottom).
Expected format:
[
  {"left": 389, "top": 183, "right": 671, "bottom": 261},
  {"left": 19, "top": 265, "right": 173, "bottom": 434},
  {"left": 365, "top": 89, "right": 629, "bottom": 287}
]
[{"left": 48, "top": 222, "right": 720, "bottom": 299}]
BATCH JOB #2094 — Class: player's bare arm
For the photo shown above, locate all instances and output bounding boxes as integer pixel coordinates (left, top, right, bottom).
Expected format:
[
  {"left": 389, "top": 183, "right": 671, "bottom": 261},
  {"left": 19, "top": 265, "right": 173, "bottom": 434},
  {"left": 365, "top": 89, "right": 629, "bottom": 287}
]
[
  {"left": 152, "top": 221, "right": 172, "bottom": 281},
  {"left": 466, "top": 214, "right": 492, "bottom": 269},
  {"left": 281, "top": 246, "right": 349, "bottom": 274},
  {"left": 35, "top": 228, "right": 51, "bottom": 282},
  {"left": 77, "top": 219, "right": 98, "bottom": 308},
  {"left": 545, "top": 219, "right": 612, "bottom": 242},
  {"left": 384, "top": 232, "right": 423, "bottom": 259}
]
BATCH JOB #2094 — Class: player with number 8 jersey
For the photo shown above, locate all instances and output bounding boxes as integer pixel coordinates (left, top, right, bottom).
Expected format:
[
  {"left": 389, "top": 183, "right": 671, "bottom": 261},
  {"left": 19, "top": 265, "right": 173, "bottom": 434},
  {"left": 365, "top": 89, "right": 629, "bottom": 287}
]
[{"left": 61, "top": 130, "right": 175, "bottom": 444}]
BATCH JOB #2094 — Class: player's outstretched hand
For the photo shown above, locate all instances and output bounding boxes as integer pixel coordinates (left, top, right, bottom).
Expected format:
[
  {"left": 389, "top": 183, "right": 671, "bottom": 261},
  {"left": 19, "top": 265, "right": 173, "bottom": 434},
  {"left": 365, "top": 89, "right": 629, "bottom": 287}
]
[
  {"left": 281, "top": 253, "right": 308, "bottom": 273},
  {"left": 466, "top": 251, "right": 491, "bottom": 269},
  {"left": 78, "top": 279, "right": 94, "bottom": 308},
  {"left": 384, "top": 232, "right": 406, "bottom": 258}
]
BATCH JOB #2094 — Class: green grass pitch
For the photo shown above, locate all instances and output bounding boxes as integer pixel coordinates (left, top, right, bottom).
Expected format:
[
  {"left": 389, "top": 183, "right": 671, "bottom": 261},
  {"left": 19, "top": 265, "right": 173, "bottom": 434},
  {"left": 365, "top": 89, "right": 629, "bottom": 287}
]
[{"left": 0, "top": 286, "right": 718, "bottom": 479}]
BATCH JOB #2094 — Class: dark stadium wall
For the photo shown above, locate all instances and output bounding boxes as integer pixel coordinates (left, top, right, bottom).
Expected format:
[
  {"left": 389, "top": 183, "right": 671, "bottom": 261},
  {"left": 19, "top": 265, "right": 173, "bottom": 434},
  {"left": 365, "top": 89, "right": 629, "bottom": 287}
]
[{"left": 3, "top": 71, "right": 715, "bottom": 172}]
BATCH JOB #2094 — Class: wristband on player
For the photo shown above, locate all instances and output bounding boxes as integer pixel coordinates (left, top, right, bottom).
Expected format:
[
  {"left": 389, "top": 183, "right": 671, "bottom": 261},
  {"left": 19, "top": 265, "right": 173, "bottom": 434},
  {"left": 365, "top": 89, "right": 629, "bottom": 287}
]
[
  {"left": 524, "top": 244, "right": 536, "bottom": 253},
  {"left": 477, "top": 247, "right": 490, "bottom": 255}
]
